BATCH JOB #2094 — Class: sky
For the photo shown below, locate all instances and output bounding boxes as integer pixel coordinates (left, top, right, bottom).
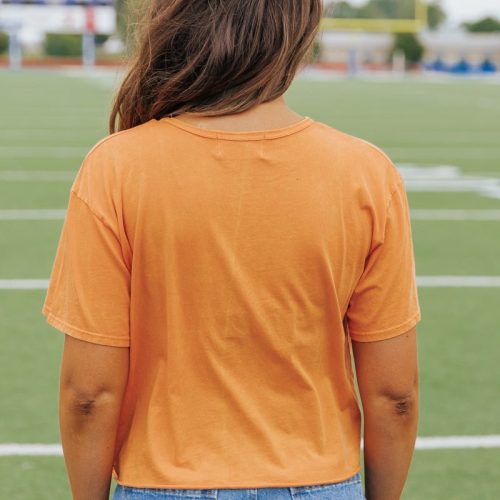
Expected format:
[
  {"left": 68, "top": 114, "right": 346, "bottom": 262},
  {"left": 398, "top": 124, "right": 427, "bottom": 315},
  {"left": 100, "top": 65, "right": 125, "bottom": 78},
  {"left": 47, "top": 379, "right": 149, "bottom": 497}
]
[{"left": 441, "top": 0, "right": 500, "bottom": 24}]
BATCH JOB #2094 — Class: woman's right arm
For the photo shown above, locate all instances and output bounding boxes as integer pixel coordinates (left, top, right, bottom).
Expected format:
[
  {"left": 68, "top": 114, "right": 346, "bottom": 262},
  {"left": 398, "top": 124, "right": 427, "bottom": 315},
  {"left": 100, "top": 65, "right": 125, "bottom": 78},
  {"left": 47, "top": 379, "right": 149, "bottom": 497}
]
[{"left": 352, "top": 327, "right": 419, "bottom": 500}]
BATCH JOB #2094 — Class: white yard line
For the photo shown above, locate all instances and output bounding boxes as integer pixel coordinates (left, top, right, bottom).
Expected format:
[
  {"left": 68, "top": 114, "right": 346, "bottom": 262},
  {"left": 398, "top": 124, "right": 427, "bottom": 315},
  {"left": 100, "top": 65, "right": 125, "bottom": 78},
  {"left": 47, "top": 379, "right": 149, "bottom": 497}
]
[
  {"left": 2, "top": 277, "right": 500, "bottom": 290},
  {"left": 0, "top": 171, "right": 75, "bottom": 182},
  {"left": 0, "top": 444, "right": 63, "bottom": 457},
  {"left": 398, "top": 164, "right": 500, "bottom": 199},
  {"left": 0, "top": 147, "right": 87, "bottom": 158},
  {"left": 411, "top": 209, "right": 500, "bottom": 221},
  {"left": 2, "top": 208, "right": 500, "bottom": 222},
  {"left": 414, "top": 435, "right": 500, "bottom": 450},
  {"left": 388, "top": 148, "right": 500, "bottom": 160},
  {"left": 2, "top": 163, "right": 500, "bottom": 199},
  {"left": 0, "top": 280, "right": 49, "bottom": 290},
  {"left": 2, "top": 436, "right": 500, "bottom": 456},
  {"left": 417, "top": 276, "right": 500, "bottom": 288},
  {"left": 61, "top": 67, "right": 124, "bottom": 90},
  {"left": 0, "top": 209, "right": 67, "bottom": 220}
]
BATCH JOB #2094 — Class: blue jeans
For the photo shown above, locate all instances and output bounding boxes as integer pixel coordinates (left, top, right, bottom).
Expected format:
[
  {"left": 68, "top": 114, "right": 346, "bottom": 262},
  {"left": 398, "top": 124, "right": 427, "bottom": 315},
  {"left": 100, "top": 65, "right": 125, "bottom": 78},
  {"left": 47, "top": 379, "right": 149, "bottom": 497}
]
[{"left": 113, "top": 472, "right": 365, "bottom": 499}]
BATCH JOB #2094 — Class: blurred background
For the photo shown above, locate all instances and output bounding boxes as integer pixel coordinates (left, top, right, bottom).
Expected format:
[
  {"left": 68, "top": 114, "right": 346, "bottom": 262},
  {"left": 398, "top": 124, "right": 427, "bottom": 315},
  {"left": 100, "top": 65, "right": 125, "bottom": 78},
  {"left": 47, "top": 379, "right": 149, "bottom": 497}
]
[{"left": 0, "top": 1, "right": 499, "bottom": 498}]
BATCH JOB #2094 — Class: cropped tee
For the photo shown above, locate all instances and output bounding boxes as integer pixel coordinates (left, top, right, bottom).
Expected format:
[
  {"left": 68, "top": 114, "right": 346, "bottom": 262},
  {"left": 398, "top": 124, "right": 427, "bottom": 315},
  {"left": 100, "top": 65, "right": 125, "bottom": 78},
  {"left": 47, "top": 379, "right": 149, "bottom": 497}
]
[{"left": 42, "top": 116, "right": 421, "bottom": 489}]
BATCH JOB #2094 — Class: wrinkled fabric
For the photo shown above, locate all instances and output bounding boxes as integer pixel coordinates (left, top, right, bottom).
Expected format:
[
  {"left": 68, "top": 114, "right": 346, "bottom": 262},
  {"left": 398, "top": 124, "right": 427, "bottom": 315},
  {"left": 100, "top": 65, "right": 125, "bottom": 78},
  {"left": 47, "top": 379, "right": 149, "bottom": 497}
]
[{"left": 43, "top": 116, "right": 420, "bottom": 488}]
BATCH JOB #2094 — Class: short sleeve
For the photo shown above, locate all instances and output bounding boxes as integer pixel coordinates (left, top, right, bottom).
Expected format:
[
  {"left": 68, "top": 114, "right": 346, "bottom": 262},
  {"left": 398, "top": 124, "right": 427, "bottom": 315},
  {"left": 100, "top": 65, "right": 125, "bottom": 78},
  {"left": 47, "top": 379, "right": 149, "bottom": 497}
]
[
  {"left": 42, "top": 190, "right": 131, "bottom": 347},
  {"left": 346, "top": 177, "right": 421, "bottom": 342}
]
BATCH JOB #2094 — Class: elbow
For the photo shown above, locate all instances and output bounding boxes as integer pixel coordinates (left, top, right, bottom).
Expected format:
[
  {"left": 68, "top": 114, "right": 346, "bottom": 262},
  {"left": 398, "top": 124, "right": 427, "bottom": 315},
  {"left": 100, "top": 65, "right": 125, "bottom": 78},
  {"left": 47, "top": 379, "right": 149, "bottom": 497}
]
[
  {"left": 60, "top": 385, "right": 120, "bottom": 419},
  {"left": 365, "top": 377, "right": 419, "bottom": 419},
  {"left": 381, "top": 370, "right": 419, "bottom": 417},
  {"left": 362, "top": 389, "right": 419, "bottom": 431},
  {"left": 70, "top": 395, "right": 99, "bottom": 417},
  {"left": 380, "top": 374, "right": 419, "bottom": 418},
  {"left": 59, "top": 388, "right": 122, "bottom": 434},
  {"left": 384, "top": 390, "right": 418, "bottom": 417}
]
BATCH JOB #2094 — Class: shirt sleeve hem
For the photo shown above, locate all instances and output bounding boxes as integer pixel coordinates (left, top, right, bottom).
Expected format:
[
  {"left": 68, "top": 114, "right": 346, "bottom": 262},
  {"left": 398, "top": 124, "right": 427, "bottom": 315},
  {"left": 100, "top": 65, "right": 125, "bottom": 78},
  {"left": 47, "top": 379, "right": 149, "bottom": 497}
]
[
  {"left": 349, "top": 310, "right": 421, "bottom": 343},
  {"left": 42, "top": 303, "right": 130, "bottom": 347}
]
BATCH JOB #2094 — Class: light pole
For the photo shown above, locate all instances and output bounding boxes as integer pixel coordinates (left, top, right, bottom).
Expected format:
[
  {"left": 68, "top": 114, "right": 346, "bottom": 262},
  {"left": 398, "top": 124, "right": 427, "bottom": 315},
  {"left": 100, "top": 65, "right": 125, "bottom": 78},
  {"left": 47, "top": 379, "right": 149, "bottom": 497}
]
[
  {"left": 0, "top": 19, "right": 23, "bottom": 70},
  {"left": 82, "top": 0, "right": 96, "bottom": 67}
]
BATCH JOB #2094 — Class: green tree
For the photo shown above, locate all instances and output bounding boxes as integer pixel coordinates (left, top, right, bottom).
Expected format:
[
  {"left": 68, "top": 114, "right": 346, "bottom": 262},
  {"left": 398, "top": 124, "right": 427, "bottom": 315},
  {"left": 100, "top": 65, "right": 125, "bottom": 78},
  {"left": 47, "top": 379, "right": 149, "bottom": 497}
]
[
  {"left": 463, "top": 17, "right": 500, "bottom": 33},
  {"left": 325, "top": 0, "right": 417, "bottom": 20},
  {"left": 0, "top": 32, "right": 8, "bottom": 55},
  {"left": 115, "top": 0, "right": 147, "bottom": 53},
  {"left": 427, "top": 1, "right": 447, "bottom": 30},
  {"left": 359, "top": 0, "right": 416, "bottom": 20},
  {"left": 44, "top": 34, "right": 82, "bottom": 57},
  {"left": 392, "top": 33, "right": 424, "bottom": 65},
  {"left": 115, "top": 0, "right": 128, "bottom": 41},
  {"left": 323, "top": 0, "right": 449, "bottom": 33},
  {"left": 324, "top": 1, "right": 359, "bottom": 18}
]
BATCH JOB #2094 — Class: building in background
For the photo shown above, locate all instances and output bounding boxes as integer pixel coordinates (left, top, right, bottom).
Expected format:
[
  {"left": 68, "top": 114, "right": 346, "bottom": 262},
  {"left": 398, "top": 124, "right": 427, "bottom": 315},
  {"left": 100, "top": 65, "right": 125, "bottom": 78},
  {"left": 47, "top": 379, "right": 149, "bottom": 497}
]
[
  {"left": 318, "top": 30, "right": 500, "bottom": 73},
  {"left": 0, "top": 0, "right": 116, "bottom": 57},
  {"left": 421, "top": 32, "right": 500, "bottom": 73}
]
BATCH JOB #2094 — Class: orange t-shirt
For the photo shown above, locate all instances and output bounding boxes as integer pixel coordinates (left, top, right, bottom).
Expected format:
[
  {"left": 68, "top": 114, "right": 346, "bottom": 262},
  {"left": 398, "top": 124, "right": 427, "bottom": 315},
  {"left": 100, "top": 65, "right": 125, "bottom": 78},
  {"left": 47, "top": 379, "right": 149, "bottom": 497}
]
[{"left": 42, "top": 116, "right": 421, "bottom": 489}]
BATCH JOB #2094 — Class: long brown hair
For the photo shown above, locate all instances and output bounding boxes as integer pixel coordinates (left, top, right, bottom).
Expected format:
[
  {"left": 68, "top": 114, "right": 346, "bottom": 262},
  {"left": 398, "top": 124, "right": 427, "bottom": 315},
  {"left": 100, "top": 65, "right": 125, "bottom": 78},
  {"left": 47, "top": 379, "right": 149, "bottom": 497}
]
[{"left": 110, "top": 0, "right": 323, "bottom": 133}]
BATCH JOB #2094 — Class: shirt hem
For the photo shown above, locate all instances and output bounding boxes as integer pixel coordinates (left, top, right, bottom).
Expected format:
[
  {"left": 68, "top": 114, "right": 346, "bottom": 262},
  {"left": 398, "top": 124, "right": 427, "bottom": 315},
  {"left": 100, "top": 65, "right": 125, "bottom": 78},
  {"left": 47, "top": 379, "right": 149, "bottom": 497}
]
[
  {"left": 114, "top": 467, "right": 362, "bottom": 490},
  {"left": 349, "top": 310, "right": 421, "bottom": 342},
  {"left": 42, "top": 303, "right": 130, "bottom": 347}
]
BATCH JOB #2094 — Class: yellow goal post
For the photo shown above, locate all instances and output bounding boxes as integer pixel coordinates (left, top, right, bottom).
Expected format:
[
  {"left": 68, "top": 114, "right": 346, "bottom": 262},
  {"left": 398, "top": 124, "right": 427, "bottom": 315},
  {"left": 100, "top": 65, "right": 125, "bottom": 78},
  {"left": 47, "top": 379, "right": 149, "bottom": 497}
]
[{"left": 320, "top": 0, "right": 428, "bottom": 33}]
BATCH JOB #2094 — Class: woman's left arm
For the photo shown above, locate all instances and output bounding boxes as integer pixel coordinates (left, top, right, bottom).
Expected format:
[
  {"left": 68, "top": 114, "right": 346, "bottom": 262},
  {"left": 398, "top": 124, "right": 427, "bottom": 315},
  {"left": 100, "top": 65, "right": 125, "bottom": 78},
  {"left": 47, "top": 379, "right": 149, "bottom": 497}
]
[{"left": 59, "top": 334, "right": 129, "bottom": 500}]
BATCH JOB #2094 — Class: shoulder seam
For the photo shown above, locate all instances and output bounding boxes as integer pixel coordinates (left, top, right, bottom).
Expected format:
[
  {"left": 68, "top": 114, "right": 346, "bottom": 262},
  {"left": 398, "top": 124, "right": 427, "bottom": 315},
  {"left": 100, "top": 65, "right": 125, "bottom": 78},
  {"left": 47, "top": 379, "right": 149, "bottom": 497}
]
[
  {"left": 355, "top": 137, "right": 395, "bottom": 165},
  {"left": 84, "top": 121, "right": 153, "bottom": 159},
  {"left": 312, "top": 124, "right": 405, "bottom": 217},
  {"left": 69, "top": 189, "right": 118, "bottom": 236},
  {"left": 355, "top": 138, "right": 404, "bottom": 212},
  {"left": 385, "top": 176, "right": 405, "bottom": 213}
]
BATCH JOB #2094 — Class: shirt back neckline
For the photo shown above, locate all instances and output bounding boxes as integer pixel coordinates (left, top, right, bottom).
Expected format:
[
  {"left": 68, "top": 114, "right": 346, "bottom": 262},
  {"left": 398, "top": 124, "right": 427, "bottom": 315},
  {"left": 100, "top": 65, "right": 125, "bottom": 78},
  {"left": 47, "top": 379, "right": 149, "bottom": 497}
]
[{"left": 159, "top": 116, "right": 315, "bottom": 141}]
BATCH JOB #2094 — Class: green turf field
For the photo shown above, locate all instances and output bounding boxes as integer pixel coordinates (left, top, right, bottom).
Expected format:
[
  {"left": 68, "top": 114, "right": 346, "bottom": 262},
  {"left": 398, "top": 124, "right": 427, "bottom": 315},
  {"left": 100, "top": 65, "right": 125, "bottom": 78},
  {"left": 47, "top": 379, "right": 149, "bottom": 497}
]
[{"left": 0, "top": 70, "right": 499, "bottom": 499}]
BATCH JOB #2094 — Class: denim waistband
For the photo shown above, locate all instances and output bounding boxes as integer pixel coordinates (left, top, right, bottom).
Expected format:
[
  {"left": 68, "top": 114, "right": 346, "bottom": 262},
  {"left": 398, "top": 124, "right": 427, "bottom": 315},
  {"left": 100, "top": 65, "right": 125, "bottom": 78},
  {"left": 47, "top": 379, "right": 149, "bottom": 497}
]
[{"left": 113, "top": 472, "right": 364, "bottom": 499}]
